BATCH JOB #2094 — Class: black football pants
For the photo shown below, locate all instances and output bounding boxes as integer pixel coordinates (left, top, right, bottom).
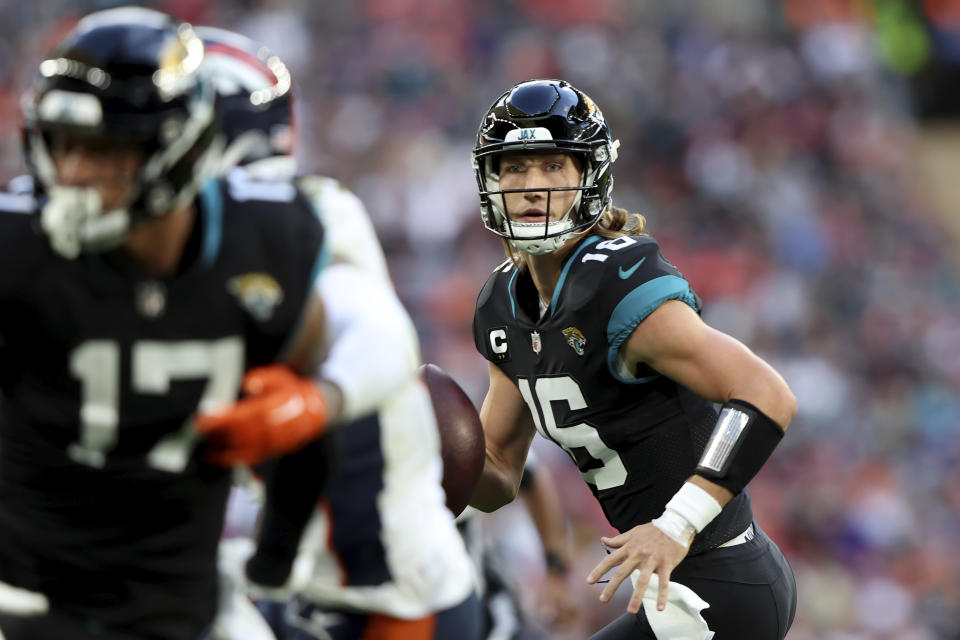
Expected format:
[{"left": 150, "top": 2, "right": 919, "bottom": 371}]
[{"left": 588, "top": 522, "right": 796, "bottom": 640}]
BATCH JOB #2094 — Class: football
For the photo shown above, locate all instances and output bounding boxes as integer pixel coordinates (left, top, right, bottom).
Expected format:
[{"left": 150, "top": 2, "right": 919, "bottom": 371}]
[{"left": 418, "top": 363, "right": 486, "bottom": 517}]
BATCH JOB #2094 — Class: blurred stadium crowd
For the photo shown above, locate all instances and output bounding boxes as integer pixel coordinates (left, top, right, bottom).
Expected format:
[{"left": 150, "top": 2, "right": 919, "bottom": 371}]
[{"left": 3, "top": 1, "right": 960, "bottom": 638}]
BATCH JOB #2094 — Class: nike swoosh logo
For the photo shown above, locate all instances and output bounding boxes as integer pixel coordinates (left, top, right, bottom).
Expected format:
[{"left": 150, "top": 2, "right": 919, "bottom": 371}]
[{"left": 618, "top": 257, "right": 646, "bottom": 279}]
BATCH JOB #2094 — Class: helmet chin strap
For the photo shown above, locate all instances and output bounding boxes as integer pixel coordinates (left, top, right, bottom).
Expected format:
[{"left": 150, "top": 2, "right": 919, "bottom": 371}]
[{"left": 510, "top": 233, "right": 570, "bottom": 255}]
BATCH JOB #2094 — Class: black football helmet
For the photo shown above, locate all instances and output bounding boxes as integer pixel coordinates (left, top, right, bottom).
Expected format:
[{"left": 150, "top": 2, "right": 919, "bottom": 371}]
[
  {"left": 472, "top": 79, "right": 618, "bottom": 255},
  {"left": 21, "top": 6, "right": 221, "bottom": 258},
  {"left": 196, "top": 26, "right": 294, "bottom": 174}
]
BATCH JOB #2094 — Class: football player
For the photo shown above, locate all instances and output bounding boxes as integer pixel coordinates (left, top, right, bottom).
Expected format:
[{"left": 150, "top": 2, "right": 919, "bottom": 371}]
[
  {"left": 457, "top": 452, "right": 579, "bottom": 640},
  {"left": 469, "top": 79, "right": 798, "bottom": 639},
  {"left": 198, "top": 27, "right": 480, "bottom": 640},
  {"left": 0, "top": 8, "right": 413, "bottom": 640}
]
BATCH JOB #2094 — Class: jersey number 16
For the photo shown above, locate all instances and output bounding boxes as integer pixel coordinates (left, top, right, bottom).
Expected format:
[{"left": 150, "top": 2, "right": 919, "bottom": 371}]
[{"left": 517, "top": 375, "right": 628, "bottom": 491}]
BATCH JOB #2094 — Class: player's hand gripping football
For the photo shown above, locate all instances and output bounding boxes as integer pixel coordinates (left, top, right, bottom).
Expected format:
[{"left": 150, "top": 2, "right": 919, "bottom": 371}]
[
  {"left": 196, "top": 365, "right": 328, "bottom": 467},
  {"left": 586, "top": 522, "right": 691, "bottom": 614}
]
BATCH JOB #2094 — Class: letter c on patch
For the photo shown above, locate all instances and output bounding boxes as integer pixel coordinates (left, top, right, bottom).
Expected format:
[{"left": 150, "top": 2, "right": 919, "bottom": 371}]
[{"left": 489, "top": 328, "right": 508, "bottom": 354}]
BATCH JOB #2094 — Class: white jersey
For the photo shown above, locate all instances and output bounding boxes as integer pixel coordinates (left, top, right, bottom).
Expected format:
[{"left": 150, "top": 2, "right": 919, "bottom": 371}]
[
  {"left": 236, "top": 162, "right": 391, "bottom": 284},
  {"left": 296, "top": 376, "right": 474, "bottom": 616},
  {"left": 453, "top": 451, "right": 543, "bottom": 599},
  {"left": 295, "top": 175, "right": 391, "bottom": 284}
]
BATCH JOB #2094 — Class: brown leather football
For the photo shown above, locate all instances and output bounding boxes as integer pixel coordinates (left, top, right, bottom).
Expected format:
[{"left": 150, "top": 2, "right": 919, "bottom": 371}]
[{"left": 418, "top": 363, "right": 485, "bottom": 517}]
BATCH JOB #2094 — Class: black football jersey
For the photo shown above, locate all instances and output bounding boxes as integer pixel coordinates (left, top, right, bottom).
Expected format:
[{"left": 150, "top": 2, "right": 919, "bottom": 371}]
[
  {"left": 473, "top": 234, "right": 752, "bottom": 555},
  {"left": 0, "top": 170, "right": 326, "bottom": 637}
]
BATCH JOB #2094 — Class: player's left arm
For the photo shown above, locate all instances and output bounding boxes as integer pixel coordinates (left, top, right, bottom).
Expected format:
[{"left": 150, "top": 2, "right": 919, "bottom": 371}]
[
  {"left": 588, "top": 299, "right": 797, "bottom": 613},
  {"left": 627, "top": 299, "right": 796, "bottom": 430},
  {"left": 625, "top": 299, "right": 795, "bottom": 511}
]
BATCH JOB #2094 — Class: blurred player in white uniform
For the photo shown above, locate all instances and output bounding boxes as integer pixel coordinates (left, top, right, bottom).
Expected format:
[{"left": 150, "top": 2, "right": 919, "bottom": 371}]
[
  {"left": 457, "top": 451, "right": 580, "bottom": 640},
  {"left": 198, "top": 27, "right": 479, "bottom": 640}
]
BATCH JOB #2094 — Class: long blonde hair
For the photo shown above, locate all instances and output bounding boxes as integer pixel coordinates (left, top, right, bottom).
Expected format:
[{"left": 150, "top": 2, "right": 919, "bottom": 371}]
[{"left": 503, "top": 205, "right": 647, "bottom": 269}]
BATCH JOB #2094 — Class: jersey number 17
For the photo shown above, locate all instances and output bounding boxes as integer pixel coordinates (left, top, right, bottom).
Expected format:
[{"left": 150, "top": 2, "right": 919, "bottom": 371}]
[{"left": 68, "top": 337, "right": 244, "bottom": 472}]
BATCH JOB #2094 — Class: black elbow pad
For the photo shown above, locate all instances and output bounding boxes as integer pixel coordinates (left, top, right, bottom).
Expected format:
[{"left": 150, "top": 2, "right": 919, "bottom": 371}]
[{"left": 695, "top": 399, "right": 785, "bottom": 495}]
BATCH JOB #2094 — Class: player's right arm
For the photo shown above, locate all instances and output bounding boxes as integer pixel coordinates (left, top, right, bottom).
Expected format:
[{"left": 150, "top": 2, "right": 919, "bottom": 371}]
[
  {"left": 469, "top": 361, "right": 538, "bottom": 512},
  {"left": 282, "top": 175, "right": 420, "bottom": 424}
]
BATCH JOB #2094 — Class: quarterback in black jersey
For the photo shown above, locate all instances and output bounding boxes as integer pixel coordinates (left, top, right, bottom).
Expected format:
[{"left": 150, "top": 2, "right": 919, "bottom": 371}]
[
  {"left": 0, "top": 8, "right": 342, "bottom": 640},
  {"left": 469, "top": 80, "right": 798, "bottom": 639}
]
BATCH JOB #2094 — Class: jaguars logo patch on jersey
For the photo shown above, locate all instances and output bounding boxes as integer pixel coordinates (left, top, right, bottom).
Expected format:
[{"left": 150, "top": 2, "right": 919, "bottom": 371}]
[
  {"left": 562, "top": 326, "right": 586, "bottom": 356},
  {"left": 228, "top": 272, "right": 284, "bottom": 321}
]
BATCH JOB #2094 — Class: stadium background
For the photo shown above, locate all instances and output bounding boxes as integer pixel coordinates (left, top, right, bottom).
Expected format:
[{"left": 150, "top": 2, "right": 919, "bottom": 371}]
[{"left": 2, "top": 1, "right": 960, "bottom": 638}]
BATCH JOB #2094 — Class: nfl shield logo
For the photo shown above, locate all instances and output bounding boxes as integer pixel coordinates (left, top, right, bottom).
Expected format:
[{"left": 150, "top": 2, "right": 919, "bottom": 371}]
[
  {"left": 531, "top": 331, "right": 542, "bottom": 354},
  {"left": 136, "top": 281, "right": 166, "bottom": 318}
]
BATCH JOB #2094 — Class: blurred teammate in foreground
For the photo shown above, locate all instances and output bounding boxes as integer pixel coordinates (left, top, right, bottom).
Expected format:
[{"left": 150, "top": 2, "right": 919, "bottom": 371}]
[
  {"left": 457, "top": 451, "right": 580, "bottom": 640},
  {"left": 0, "top": 6, "right": 462, "bottom": 638},
  {"left": 0, "top": 7, "right": 342, "bottom": 639}
]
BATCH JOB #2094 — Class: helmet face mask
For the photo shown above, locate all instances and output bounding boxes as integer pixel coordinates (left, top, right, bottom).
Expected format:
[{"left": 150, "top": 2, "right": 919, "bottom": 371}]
[
  {"left": 472, "top": 79, "right": 618, "bottom": 255},
  {"left": 21, "top": 7, "right": 222, "bottom": 258}
]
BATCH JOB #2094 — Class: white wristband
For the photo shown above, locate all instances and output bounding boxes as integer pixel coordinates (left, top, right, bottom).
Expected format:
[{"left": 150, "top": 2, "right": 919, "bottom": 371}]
[
  {"left": 662, "top": 482, "right": 722, "bottom": 533},
  {"left": 652, "top": 509, "right": 696, "bottom": 547}
]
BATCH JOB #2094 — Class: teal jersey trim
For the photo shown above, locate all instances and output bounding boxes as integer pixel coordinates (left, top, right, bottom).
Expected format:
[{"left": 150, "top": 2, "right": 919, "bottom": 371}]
[
  {"left": 198, "top": 178, "right": 223, "bottom": 269},
  {"left": 507, "top": 267, "right": 519, "bottom": 319},
  {"left": 276, "top": 239, "right": 330, "bottom": 364},
  {"left": 310, "top": 241, "right": 332, "bottom": 287},
  {"left": 297, "top": 175, "right": 331, "bottom": 284},
  {"left": 605, "top": 275, "right": 699, "bottom": 384},
  {"left": 277, "top": 183, "right": 330, "bottom": 362},
  {"left": 548, "top": 235, "right": 601, "bottom": 316}
]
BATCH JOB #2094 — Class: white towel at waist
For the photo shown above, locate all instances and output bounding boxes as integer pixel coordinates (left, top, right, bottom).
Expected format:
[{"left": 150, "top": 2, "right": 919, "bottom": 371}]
[{"left": 629, "top": 572, "right": 713, "bottom": 640}]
